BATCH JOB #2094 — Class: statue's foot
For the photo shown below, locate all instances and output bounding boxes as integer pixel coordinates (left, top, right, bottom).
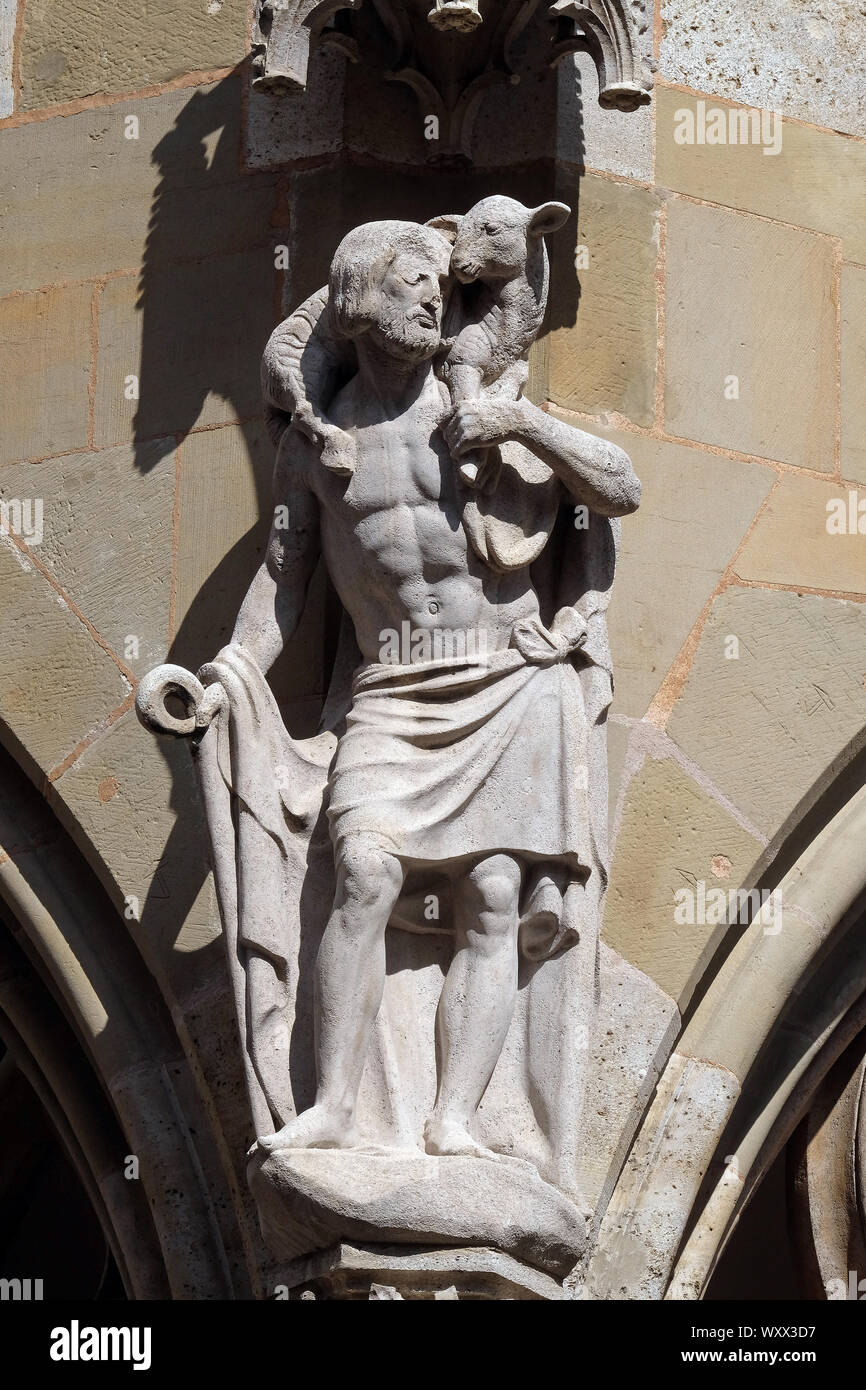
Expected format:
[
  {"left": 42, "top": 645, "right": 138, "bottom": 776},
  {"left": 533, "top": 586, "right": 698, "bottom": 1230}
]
[
  {"left": 424, "top": 1115, "right": 498, "bottom": 1161},
  {"left": 256, "top": 1103, "right": 355, "bottom": 1155}
]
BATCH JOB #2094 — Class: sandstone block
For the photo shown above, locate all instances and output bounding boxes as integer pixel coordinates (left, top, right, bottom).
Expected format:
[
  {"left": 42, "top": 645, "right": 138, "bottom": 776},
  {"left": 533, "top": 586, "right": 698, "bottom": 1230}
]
[
  {"left": 0, "top": 0, "right": 15, "bottom": 117},
  {"left": 660, "top": 0, "right": 866, "bottom": 141},
  {"left": 0, "top": 441, "right": 175, "bottom": 672},
  {"left": 602, "top": 755, "right": 763, "bottom": 1003},
  {"left": 571, "top": 423, "right": 774, "bottom": 717},
  {"left": 657, "top": 86, "right": 866, "bottom": 265},
  {"left": 735, "top": 472, "right": 866, "bottom": 595},
  {"left": 842, "top": 265, "right": 866, "bottom": 483},
  {"left": 547, "top": 172, "right": 660, "bottom": 427},
  {"left": 94, "top": 251, "right": 275, "bottom": 449},
  {"left": 664, "top": 197, "right": 836, "bottom": 468},
  {"left": 0, "top": 535, "right": 129, "bottom": 775},
  {"left": 19, "top": 0, "right": 247, "bottom": 109},
  {"left": 0, "top": 79, "right": 277, "bottom": 296},
  {"left": 0, "top": 284, "right": 91, "bottom": 464},
  {"left": 668, "top": 587, "right": 866, "bottom": 836}
]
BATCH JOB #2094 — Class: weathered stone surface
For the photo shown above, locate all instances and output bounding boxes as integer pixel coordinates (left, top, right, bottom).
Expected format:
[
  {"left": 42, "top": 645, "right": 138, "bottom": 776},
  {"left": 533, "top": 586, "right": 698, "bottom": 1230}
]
[
  {"left": 249, "top": 1148, "right": 587, "bottom": 1278},
  {"left": 665, "top": 198, "right": 836, "bottom": 469},
  {"left": 0, "top": 283, "right": 91, "bottom": 464},
  {"left": 606, "top": 717, "right": 631, "bottom": 833},
  {"left": 0, "top": 79, "right": 277, "bottom": 296},
  {"left": 734, "top": 472, "right": 866, "bottom": 596},
  {"left": 283, "top": 1241, "right": 567, "bottom": 1299},
  {"left": 173, "top": 421, "right": 270, "bottom": 650},
  {"left": 842, "top": 264, "right": 866, "bottom": 484},
  {"left": 19, "top": 0, "right": 247, "bottom": 109},
  {"left": 0, "top": 441, "right": 175, "bottom": 674},
  {"left": 50, "top": 707, "right": 219, "bottom": 966},
  {"left": 578, "top": 944, "right": 679, "bottom": 1218},
  {"left": 584, "top": 1050, "right": 740, "bottom": 1300},
  {"left": 656, "top": 87, "right": 866, "bottom": 266},
  {"left": 572, "top": 424, "right": 774, "bottom": 717},
  {"left": 547, "top": 172, "right": 661, "bottom": 426},
  {"left": 172, "top": 419, "right": 327, "bottom": 737},
  {"left": 0, "top": 533, "right": 129, "bottom": 775},
  {"left": 660, "top": 0, "right": 866, "bottom": 141},
  {"left": 0, "top": 0, "right": 15, "bottom": 118},
  {"left": 94, "top": 252, "right": 275, "bottom": 449},
  {"left": 245, "top": 49, "right": 345, "bottom": 169},
  {"left": 341, "top": 59, "right": 432, "bottom": 169},
  {"left": 668, "top": 588, "right": 866, "bottom": 836},
  {"left": 602, "top": 756, "right": 763, "bottom": 1003},
  {"left": 470, "top": 67, "right": 558, "bottom": 169},
  {"left": 557, "top": 51, "right": 653, "bottom": 182}
]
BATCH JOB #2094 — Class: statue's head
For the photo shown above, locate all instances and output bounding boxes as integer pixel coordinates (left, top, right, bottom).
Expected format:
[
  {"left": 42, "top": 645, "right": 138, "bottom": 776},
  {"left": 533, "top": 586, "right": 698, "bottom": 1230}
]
[
  {"left": 432, "top": 196, "right": 571, "bottom": 284},
  {"left": 329, "top": 221, "right": 453, "bottom": 363}
]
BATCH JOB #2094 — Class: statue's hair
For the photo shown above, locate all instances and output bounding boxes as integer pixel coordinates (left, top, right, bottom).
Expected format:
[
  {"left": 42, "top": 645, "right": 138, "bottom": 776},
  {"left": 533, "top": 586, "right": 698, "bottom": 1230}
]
[{"left": 328, "top": 221, "right": 452, "bottom": 339}]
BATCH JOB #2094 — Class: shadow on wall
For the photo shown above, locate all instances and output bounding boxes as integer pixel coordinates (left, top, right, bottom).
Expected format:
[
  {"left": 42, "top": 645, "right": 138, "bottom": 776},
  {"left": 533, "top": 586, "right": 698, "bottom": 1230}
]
[
  {"left": 129, "top": 63, "right": 585, "bottom": 958},
  {"left": 130, "top": 72, "right": 280, "bottom": 968}
]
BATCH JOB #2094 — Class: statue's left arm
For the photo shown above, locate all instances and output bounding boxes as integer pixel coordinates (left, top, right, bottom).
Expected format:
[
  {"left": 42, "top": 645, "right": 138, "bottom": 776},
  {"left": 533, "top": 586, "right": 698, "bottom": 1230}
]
[{"left": 444, "top": 396, "right": 641, "bottom": 517}]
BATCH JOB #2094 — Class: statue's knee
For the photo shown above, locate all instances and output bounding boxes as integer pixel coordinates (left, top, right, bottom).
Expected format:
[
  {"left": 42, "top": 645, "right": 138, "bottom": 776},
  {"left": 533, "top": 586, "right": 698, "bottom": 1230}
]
[
  {"left": 337, "top": 838, "right": 402, "bottom": 911},
  {"left": 466, "top": 859, "right": 521, "bottom": 927}
]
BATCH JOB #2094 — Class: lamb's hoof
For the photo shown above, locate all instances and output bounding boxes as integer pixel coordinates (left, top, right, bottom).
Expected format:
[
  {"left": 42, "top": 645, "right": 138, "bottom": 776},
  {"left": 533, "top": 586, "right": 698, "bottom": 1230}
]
[
  {"left": 321, "top": 437, "right": 356, "bottom": 478},
  {"left": 322, "top": 455, "right": 355, "bottom": 478}
]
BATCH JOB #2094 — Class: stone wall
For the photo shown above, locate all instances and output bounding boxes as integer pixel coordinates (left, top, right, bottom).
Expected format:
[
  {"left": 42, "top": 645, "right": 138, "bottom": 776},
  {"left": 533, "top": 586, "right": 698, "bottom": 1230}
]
[{"left": 0, "top": 0, "right": 864, "bottom": 1297}]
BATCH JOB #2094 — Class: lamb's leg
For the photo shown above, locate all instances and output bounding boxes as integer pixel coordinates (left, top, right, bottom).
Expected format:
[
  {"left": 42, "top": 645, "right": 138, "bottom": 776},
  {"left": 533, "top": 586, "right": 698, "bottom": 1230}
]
[
  {"left": 446, "top": 364, "right": 487, "bottom": 487},
  {"left": 486, "top": 358, "right": 529, "bottom": 401},
  {"left": 470, "top": 359, "right": 530, "bottom": 491},
  {"left": 294, "top": 407, "right": 356, "bottom": 477}
]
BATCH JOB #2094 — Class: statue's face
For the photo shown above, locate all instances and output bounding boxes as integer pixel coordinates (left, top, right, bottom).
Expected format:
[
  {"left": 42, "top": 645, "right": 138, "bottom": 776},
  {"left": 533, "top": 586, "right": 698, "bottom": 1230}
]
[{"left": 367, "top": 244, "right": 451, "bottom": 363}]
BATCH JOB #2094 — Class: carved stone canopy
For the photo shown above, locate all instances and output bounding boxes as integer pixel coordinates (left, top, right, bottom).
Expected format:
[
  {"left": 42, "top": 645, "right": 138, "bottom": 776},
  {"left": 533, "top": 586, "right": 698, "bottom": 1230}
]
[{"left": 251, "top": 0, "right": 654, "bottom": 160}]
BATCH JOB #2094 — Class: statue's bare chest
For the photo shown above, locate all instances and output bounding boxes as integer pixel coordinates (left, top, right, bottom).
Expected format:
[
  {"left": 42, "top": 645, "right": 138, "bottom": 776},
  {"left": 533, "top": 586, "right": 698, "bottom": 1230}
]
[{"left": 323, "top": 404, "right": 458, "bottom": 522}]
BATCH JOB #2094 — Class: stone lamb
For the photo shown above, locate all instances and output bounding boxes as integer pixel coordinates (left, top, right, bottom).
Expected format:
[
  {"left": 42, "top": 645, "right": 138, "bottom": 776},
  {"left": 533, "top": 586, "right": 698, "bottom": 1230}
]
[{"left": 429, "top": 196, "right": 570, "bottom": 486}]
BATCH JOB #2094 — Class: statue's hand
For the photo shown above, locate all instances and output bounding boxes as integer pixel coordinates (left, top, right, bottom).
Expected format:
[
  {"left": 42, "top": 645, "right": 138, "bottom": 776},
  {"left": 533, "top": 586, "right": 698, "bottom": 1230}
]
[{"left": 444, "top": 397, "right": 525, "bottom": 457}]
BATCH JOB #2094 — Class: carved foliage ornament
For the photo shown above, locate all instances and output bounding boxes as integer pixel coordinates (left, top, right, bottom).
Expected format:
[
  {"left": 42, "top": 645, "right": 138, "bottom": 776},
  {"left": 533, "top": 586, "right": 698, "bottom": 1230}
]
[{"left": 251, "top": 0, "right": 654, "bottom": 159}]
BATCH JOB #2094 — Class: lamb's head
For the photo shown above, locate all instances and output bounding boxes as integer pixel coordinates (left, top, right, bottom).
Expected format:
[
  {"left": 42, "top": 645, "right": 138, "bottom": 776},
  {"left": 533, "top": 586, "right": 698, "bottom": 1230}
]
[{"left": 435, "top": 197, "right": 571, "bottom": 285}]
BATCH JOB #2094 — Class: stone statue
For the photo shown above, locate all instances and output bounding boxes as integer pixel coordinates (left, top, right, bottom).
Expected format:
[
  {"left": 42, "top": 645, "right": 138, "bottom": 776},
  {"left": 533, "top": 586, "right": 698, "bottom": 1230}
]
[{"left": 137, "top": 198, "right": 641, "bottom": 1283}]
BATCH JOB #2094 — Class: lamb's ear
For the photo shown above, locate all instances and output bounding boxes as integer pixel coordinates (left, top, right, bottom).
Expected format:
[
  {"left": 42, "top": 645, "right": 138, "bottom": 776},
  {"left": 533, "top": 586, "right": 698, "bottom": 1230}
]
[
  {"left": 529, "top": 202, "right": 571, "bottom": 238},
  {"left": 426, "top": 214, "right": 462, "bottom": 246}
]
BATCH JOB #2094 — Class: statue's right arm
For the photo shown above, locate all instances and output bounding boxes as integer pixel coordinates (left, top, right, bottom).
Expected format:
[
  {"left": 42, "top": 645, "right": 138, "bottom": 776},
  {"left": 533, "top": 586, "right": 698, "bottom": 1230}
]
[{"left": 229, "top": 445, "right": 321, "bottom": 675}]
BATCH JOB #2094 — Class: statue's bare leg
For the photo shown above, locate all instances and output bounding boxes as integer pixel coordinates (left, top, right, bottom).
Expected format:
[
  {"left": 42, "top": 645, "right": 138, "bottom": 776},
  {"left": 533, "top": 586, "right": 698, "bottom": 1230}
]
[
  {"left": 425, "top": 853, "right": 522, "bottom": 1158},
  {"left": 258, "top": 834, "right": 404, "bottom": 1152}
]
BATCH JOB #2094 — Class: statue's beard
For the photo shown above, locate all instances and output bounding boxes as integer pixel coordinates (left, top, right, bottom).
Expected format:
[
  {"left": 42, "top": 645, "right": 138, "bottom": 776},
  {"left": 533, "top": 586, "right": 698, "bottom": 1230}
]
[{"left": 367, "top": 304, "right": 441, "bottom": 363}]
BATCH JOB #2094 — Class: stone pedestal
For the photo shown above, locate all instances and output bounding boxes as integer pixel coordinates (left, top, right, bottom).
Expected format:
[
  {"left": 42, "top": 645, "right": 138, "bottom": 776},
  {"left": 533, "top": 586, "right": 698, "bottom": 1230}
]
[
  {"left": 249, "top": 1146, "right": 588, "bottom": 1279},
  {"left": 278, "top": 1242, "right": 569, "bottom": 1300}
]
